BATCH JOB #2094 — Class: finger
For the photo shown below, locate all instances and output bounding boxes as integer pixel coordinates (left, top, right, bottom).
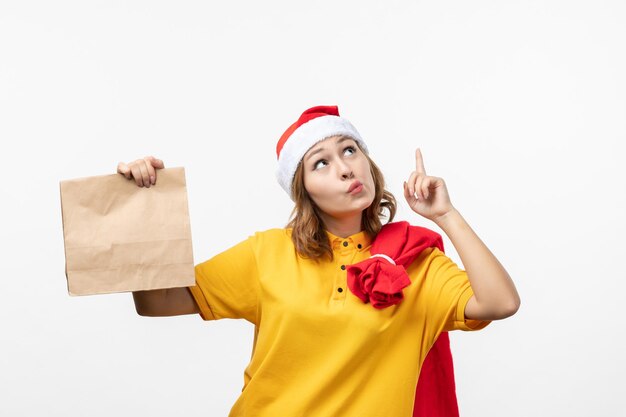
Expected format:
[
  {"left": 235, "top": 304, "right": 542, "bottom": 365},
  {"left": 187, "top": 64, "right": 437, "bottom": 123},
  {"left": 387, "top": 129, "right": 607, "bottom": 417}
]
[
  {"left": 130, "top": 165, "right": 144, "bottom": 187},
  {"left": 143, "top": 157, "right": 157, "bottom": 185},
  {"left": 411, "top": 172, "right": 427, "bottom": 199},
  {"left": 403, "top": 181, "right": 415, "bottom": 203},
  {"left": 407, "top": 171, "right": 418, "bottom": 197},
  {"left": 415, "top": 175, "right": 426, "bottom": 200},
  {"left": 146, "top": 156, "right": 165, "bottom": 170},
  {"left": 415, "top": 148, "right": 426, "bottom": 176},
  {"left": 137, "top": 160, "right": 151, "bottom": 187},
  {"left": 421, "top": 176, "right": 432, "bottom": 200},
  {"left": 117, "top": 162, "right": 131, "bottom": 179},
  {"left": 415, "top": 174, "right": 426, "bottom": 200}
]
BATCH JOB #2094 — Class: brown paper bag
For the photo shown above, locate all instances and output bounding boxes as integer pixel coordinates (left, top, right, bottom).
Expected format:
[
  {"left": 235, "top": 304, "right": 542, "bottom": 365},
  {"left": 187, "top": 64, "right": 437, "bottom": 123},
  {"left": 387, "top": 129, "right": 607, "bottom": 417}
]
[{"left": 60, "top": 167, "right": 195, "bottom": 296}]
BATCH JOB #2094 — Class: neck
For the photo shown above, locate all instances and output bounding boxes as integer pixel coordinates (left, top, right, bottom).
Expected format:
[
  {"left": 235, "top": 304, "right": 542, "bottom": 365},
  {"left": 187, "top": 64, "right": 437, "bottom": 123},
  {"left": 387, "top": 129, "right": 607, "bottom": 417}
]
[{"left": 319, "top": 211, "right": 363, "bottom": 238}]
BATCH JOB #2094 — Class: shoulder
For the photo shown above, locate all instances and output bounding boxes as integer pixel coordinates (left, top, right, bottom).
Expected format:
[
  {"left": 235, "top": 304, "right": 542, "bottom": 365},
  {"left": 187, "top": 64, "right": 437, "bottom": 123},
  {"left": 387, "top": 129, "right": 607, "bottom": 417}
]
[
  {"left": 380, "top": 221, "right": 443, "bottom": 247},
  {"left": 246, "top": 227, "right": 293, "bottom": 250},
  {"left": 251, "top": 227, "right": 292, "bottom": 240},
  {"left": 406, "top": 247, "right": 460, "bottom": 280},
  {"left": 406, "top": 246, "right": 440, "bottom": 271}
]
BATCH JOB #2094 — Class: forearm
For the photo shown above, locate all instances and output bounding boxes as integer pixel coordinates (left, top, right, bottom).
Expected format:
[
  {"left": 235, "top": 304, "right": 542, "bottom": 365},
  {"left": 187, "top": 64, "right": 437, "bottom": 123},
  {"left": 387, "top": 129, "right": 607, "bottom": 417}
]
[
  {"left": 132, "top": 287, "right": 199, "bottom": 317},
  {"left": 434, "top": 208, "right": 520, "bottom": 316},
  {"left": 133, "top": 289, "right": 168, "bottom": 316}
]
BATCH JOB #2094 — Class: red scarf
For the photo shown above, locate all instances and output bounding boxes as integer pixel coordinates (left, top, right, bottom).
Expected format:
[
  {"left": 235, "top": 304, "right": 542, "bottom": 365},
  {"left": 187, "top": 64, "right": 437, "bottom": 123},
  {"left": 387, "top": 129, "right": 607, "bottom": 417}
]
[{"left": 346, "top": 221, "right": 460, "bottom": 417}]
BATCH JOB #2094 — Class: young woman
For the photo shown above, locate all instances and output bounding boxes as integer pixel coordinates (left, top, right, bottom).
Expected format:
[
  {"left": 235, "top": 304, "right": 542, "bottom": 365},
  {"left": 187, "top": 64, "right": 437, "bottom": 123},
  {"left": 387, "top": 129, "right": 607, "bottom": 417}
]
[{"left": 119, "top": 105, "right": 520, "bottom": 417}]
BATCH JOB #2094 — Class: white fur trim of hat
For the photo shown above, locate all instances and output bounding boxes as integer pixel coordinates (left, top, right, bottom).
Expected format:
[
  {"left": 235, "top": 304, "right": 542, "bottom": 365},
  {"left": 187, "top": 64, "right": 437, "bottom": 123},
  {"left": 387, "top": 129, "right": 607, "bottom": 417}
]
[{"left": 275, "top": 105, "right": 368, "bottom": 200}]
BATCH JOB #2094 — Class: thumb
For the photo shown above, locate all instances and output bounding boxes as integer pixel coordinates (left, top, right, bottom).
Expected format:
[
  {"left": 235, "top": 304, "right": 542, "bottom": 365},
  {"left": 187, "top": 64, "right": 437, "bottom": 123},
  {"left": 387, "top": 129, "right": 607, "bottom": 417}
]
[{"left": 117, "top": 162, "right": 131, "bottom": 179}]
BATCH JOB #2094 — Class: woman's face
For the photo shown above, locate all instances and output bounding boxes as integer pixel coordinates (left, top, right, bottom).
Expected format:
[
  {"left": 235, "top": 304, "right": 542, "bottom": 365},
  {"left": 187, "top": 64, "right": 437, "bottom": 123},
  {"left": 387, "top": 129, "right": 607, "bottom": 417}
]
[{"left": 302, "top": 135, "right": 375, "bottom": 220}]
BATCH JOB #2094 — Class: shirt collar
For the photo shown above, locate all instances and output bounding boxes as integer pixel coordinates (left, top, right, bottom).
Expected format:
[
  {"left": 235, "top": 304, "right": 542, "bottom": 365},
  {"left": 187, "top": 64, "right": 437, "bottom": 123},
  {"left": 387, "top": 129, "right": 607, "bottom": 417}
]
[{"left": 325, "top": 229, "right": 373, "bottom": 251}]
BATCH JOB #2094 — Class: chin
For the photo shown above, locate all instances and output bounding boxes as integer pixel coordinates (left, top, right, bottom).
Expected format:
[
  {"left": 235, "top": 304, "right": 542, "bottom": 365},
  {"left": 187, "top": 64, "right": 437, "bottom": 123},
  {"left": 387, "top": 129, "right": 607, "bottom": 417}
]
[
  {"left": 324, "top": 204, "right": 367, "bottom": 219},
  {"left": 349, "top": 198, "right": 375, "bottom": 214},
  {"left": 317, "top": 192, "right": 375, "bottom": 216},
  {"left": 361, "top": 191, "right": 376, "bottom": 208}
]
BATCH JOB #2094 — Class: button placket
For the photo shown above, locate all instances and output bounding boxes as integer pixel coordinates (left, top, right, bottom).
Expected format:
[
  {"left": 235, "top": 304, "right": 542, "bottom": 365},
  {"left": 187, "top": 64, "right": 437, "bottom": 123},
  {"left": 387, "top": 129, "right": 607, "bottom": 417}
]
[
  {"left": 333, "top": 258, "right": 348, "bottom": 299},
  {"left": 332, "top": 241, "right": 358, "bottom": 302}
]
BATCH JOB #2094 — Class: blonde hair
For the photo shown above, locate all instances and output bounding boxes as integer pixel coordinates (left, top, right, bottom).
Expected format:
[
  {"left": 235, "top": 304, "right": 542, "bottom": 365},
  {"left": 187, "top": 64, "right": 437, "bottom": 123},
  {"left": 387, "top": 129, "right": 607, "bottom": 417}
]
[{"left": 286, "top": 139, "right": 397, "bottom": 261}]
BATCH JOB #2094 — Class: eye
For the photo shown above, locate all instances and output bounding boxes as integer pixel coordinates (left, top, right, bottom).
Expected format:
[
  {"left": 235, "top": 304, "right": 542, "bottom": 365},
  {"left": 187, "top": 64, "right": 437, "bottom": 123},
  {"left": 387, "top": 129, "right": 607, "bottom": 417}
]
[
  {"left": 313, "top": 159, "right": 328, "bottom": 170},
  {"left": 312, "top": 146, "right": 356, "bottom": 170}
]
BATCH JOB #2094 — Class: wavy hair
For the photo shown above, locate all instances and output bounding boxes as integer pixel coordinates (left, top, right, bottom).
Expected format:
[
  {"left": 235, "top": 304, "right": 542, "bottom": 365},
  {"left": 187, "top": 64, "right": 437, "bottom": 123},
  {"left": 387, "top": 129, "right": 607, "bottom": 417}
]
[{"left": 286, "top": 139, "right": 397, "bottom": 262}]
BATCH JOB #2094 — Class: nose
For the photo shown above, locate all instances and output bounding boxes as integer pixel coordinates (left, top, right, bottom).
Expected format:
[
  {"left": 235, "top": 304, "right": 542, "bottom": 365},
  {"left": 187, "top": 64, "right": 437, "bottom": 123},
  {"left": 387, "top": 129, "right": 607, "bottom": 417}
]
[{"left": 338, "top": 160, "right": 354, "bottom": 180}]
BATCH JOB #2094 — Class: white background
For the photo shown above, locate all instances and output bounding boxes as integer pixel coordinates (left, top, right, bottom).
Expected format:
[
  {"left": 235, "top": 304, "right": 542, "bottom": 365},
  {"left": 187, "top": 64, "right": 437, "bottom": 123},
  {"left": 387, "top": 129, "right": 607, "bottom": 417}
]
[{"left": 1, "top": 1, "right": 625, "bottom": 416}]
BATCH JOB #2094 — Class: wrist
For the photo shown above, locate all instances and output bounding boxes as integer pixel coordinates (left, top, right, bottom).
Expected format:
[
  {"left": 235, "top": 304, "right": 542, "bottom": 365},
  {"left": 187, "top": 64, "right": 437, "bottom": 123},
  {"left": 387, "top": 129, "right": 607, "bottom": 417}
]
[{"left": 433, "top": 207, "right": 461, "bottom": 229}]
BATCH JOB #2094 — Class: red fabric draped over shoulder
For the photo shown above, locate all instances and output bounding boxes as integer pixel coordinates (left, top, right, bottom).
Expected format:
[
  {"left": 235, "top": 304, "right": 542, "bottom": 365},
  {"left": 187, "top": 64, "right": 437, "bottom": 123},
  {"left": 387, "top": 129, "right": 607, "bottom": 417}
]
[{"left": 346, "top": 221, "right": 460, "bottom": 417}]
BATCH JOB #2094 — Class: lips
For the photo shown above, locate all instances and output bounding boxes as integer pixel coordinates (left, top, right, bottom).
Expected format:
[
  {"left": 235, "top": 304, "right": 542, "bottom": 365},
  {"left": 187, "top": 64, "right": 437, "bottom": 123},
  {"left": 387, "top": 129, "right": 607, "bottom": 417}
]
[{"left": 347, "top": 180, "right": 363, "bottom": 193}]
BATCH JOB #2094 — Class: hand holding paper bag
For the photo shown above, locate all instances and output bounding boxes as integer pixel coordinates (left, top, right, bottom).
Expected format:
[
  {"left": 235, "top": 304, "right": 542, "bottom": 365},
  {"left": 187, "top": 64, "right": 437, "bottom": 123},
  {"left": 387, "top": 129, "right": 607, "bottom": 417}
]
[
  {"left": 60, "top": 165, "right": 195, "bottom": 296},
  {"left": 116, "top": 155, "right": 164, "bottom": 188}
]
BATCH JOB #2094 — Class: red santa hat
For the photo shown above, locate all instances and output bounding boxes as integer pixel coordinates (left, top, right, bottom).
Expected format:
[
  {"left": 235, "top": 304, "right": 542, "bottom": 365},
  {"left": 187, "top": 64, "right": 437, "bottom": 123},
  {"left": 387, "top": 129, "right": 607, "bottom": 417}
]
[{"left": 276, "top": 105, "right": 369, "bottom": 199}]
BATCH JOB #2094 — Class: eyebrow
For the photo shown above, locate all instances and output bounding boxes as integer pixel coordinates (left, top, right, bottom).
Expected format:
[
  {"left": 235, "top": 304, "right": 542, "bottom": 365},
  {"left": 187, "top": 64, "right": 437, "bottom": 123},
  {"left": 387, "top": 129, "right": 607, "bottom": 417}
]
[{"left": 304, "top": 137, "right": 354, "bottom": 163}]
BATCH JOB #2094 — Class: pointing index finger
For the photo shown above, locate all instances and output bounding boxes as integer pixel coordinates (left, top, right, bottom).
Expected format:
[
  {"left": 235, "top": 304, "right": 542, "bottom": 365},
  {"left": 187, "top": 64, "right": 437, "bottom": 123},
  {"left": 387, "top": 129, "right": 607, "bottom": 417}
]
[{"left": 415, "top": 148, "right": 426, "bottom": 175}]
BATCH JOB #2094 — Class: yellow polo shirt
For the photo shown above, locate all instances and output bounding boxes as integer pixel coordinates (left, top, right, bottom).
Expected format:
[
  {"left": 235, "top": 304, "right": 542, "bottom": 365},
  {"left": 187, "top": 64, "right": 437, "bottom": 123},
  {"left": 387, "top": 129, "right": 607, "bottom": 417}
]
[{"left": 189, "top": 228, "right": 490, "bottom": 417}]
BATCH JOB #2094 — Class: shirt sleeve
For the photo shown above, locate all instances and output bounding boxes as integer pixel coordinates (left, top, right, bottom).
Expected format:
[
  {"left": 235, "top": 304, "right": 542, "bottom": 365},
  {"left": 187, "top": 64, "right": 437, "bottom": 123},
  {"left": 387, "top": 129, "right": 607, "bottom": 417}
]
[
  {"left": 423, "top": 247, "right": 491, "bottom": 332},
  {"left": 188, "top": 235, "right": 261, "bottom": 324}
]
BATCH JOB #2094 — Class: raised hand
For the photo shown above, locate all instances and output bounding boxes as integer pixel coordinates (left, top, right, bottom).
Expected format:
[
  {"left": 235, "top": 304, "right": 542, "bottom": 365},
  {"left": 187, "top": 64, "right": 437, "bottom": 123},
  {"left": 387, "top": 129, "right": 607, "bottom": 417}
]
[{"left": 403, "top": 148, "right": 455, "bottom": 222}]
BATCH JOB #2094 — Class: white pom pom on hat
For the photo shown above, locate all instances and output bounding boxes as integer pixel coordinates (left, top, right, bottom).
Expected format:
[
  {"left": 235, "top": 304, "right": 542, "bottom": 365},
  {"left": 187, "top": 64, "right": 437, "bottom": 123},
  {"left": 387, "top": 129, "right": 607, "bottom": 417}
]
[{"left": 275, "top": 105, "right": 368, "bottom": 200}]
